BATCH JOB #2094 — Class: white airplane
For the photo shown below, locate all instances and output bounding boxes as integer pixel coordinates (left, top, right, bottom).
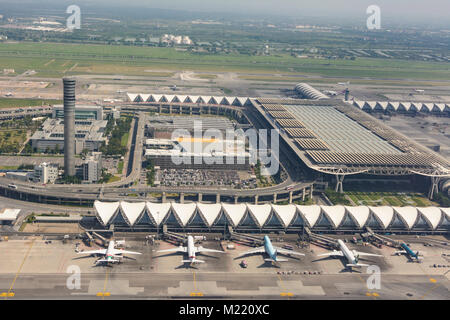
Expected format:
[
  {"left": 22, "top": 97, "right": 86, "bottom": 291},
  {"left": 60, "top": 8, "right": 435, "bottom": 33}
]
[
  {"left": 325, "top": 90, "right": 338, "bottom": 96},
  {"left": 317, "top": 239, "right": 382, "bottom": 268},
  {"left": 78, "top": 240, "right": 141, "bottom": 265},
  {"left": 338, "top": 81, "right": 350, "bottom": 86},
  {"left": 236, "top": 235, "right": 304, "bottom": 263},
  {"left": 157, "top": 235, "right": 224, "bottom": 264}
]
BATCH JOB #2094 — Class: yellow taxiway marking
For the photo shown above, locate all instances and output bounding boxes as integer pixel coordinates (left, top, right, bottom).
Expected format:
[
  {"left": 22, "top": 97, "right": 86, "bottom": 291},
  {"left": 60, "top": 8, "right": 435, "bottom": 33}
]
[
  {"left": 357, "top": 274, "right": 378, "bottom": 300},
  {"left": 276, "top": 273, "right": 293, "bottom": 299},
  {"left": 101, "top": 268, "right": 110, "bottom": 300},
  {"left": 429, "top": 278, "right": 437, "bottom": 283},
  {"left": 4, "top": 238, "right": 35, "bottom": 299},
  {"left": 190, "top": 292, "right": 204, "bottom": 297},
  {"left": 190, "top": 271, "right": 203, "bottom": 297}
]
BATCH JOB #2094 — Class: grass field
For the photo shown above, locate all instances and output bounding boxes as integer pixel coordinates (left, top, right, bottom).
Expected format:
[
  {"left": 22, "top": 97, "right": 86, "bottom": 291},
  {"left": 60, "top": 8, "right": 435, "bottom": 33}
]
[
  {"left": 120, "top": 132, "right": 129, "bottom": 147},
  {"left": 346, "top": 192, "right": 437, "bottom": 207},
  {"left": 117, "top": 160, "right": 124, "bottom": 174},
  {"left": 0, "top": 98, "right": 62, "bottom": 109},
  {"left": 1, "top": 42, "right": 450, "bottom": 80}
]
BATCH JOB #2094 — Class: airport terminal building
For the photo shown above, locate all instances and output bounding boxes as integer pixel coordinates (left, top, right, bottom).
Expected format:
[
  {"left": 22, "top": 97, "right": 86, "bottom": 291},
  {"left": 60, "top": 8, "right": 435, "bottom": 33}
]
[{"left": 92, "top": 200, "right": 450, "bottom": 233}]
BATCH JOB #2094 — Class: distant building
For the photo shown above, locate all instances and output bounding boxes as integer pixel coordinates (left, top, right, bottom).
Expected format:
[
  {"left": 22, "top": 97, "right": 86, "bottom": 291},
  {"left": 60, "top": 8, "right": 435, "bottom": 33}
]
[
  {"left": 33, "top": 162, "right": 58, "bottom": 184},
  {"left": 5, "top": 171, "right": 33, "bottom": 182},
  {"left": 30, "top": 118, "right": 107, "bottom": 154},
  {"left": 81, "top": 152, "right": 103, "bottom": 183},
  {"left": 52, "top": 105, "right": 103, "bottom": 120},
  {"left": 0, "top": 208, "right": 21, "bottom": 225}
]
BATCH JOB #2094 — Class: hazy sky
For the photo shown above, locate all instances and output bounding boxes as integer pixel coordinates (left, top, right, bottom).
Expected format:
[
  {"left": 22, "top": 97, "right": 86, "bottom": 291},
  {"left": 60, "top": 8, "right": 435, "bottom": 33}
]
[
  {"left": 78, "top": 0, "right": 450, "bottom": 19},
  {"left": 2, "top": 0, "right": 450, "bottom": 25}
]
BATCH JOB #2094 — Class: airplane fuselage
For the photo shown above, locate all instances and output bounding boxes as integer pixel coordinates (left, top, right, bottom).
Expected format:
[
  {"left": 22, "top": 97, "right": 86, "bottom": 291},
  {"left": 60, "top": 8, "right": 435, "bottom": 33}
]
[
  {"left": 338, "top": 239, "right": 357, "bottom": 265},
  {"left": 263, "top": 235, "right": 277, "bottom": 261},
  {"left": 105, "top": 240, "right": 116, "bottom": 262},
  {"left": 187, "top": 235, "right": 196, "bottom": 262},
  {"left": 401, "top": 243, "right": 418, "bottom": 260}
]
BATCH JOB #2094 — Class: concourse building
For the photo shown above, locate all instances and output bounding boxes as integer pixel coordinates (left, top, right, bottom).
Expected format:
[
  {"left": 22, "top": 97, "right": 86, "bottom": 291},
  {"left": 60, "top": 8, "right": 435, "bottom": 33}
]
[{"left": 92, "top": 200, "right": 450, "bottom": 233}]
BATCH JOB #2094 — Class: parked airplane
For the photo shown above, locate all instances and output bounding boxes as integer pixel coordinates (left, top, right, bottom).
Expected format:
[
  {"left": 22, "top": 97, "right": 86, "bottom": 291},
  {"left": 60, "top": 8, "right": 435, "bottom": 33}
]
[
  {"left": 78, "top": 240, "right": 141, "bottom": 265},
  {"left": 236, "top": 235, "right": 305, "bottom": 263},
  {"left": 394, "top": 242, "right": 423, "bottom": 262},
  {"left": 338, "top": 81, "right": 350, "bottom": 86},
  {"left": 317, "top": 239, "right": 382, "bottom": 268},
  {"left": 157, "top": 235, "right": 224, "bottom": 264}
]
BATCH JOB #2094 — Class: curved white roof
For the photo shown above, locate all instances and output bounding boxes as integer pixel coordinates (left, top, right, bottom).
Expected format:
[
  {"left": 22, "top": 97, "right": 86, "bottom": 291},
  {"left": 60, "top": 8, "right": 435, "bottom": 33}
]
[
  {"left": 388, "top": 102, "right": 400, "bottom": 110},
  {"left": 145, "top": 202, "right": 171, "bottom": 226},
  {"left": 221, "top": 203, "right": 247, "bottom": 227},
  {"left": 423, "top": 103, "right": 434, "bottom": 112},
  {"left": 378, "top": 102, "right": 388, "bottom": 110},
  {"left": 196, "top": 203, "right": 222, "bottom": 227},
  {"left": 369, "top": 206, "right": 394, "bottom": 229},
  {"left": 345, "top": 206, "right": 370, "bottom": 228},
  {"left": 367, "top": 101, "right": 377, "bottom": 109},
  {"left": 120, "top": 202, "right": 146, "bottom": 226},
  {"left": 434, "top": 103, "right": 445, "bottom": 112},
  {"left": 354, "top": 101, "right": 364, "bottom": 108},
  {"left": 127, "top": 93, "right": 138, "bottom": 102},
  {"left": 417, "top": 207, "right": 442, "bottom": 230},
  {"left": 441, "top": 207, "right": 450, "bottom": 220},
  {"left": 152, "top": 94, "right": 162, "bottom": 102},
  {"left": 271, "top": 204, "right": 296, "bottom": 227},
  {"left": 140, "top": 94, "right": 150, "bottom": 102},
  {"left": 171, "top": 203, "right": 197, "bottom": 226},
  {"left": 93, "top": 201, "right": 448, "bottom": 230},
  {"left": 296, "top": 205, "right": 321, "bottom": 227},
  {"left": 246, "top": 204, "right": 272, "bottom": 227},
  {"left": 94, "top": 200, "right": 120, "bottom": 226},
  {"left": 321, "top": 205, "right": 346, "bottom": 228},
  {"left": 392, "top": 206, "right": 418, "bottom": 229},
  {"left": 187, "top": 95, "right": 197, "bottom": 103},
  {"left": 400, "top": 102, "right": 411, "bottom": 110}
]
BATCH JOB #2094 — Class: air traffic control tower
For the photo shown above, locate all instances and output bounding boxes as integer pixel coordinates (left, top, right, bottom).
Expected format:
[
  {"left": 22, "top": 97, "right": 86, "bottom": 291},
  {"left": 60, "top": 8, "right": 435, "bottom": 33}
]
[{"left": 63, "top": 77, "right": 76, "bottom": 177}]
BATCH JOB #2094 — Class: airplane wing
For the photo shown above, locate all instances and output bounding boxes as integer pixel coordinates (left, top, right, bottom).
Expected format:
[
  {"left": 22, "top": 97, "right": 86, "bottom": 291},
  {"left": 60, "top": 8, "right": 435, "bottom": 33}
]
[
  {"left": 317, "top": 250, "right": 343, "bottom": 257},
  {"left": 78, "top": 249, "right": 107, "bottom": 255},
  {"left": 273, "top": 247, "right": 305, "bottom": 257},
  {"left": 196, "top": 246, "right": 224, "bottom": 254},
  {"left": 236, "top": 246, "right": 266, "bottom": 258},
  {"left": 157, "top": 246, "right": 186, "bottom": 253},
  {"left": 112, "top": 249, "right": 142, "bottom": 255},
  {"left": 394, "top": 250, "right": 407, "bottom": 255},
  {"left": 355, "top": 251, "right": 382, "bottom": 257}
]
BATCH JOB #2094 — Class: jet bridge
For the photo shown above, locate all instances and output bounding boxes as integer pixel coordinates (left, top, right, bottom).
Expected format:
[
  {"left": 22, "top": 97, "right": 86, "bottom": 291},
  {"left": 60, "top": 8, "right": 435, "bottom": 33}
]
[
  {"left": 227, "top": 227, "right": 264, "bottom": 247},
  {"left": 303, "top": 227, "right": 338, "bottom": 249},
  {"left": 364, "top": 227, "right": 400, "bottom": 248}
]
